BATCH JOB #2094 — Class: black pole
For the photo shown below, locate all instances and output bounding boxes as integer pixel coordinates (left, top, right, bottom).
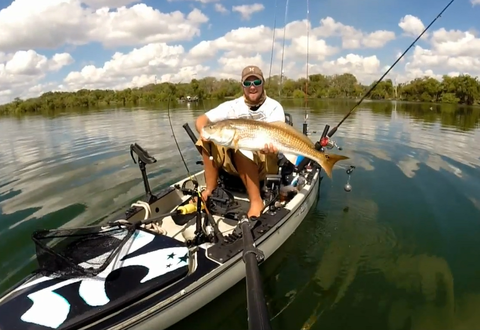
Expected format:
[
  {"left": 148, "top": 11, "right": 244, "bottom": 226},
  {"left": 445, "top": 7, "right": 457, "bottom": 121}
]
[
  {"left": 327, "top": 0, "right": 456, "bottom": 139},
  {"left": 240, "top": 219, "right": 271, "bottom": 330},
  {"left": 183, "top": 123, "right": 198, "bottom": 144}
]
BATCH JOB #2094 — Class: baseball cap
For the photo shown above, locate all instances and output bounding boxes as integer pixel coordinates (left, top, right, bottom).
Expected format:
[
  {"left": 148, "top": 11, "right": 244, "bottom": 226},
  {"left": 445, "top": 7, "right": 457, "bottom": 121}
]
[{"left": 241, "top": 65, "right": 264, "bottom": 82}]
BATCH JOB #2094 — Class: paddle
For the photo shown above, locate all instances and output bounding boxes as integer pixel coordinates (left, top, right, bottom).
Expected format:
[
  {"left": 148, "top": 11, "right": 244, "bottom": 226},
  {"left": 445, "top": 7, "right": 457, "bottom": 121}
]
[
  {"left": 240, "top": 216, "right": 272, "bottom": 330},
  {"left": 181, "top": 123, "right": 272, "bottom": 327}
]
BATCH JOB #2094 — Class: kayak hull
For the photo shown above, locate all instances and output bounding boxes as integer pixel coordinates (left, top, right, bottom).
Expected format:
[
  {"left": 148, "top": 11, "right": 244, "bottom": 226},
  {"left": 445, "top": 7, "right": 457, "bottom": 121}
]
[
  {"left": 111, "top": 169, "right": 321, "bottom": 330},
  {"left": 0, "top": 162, "right": 322, "bottom": 330}
]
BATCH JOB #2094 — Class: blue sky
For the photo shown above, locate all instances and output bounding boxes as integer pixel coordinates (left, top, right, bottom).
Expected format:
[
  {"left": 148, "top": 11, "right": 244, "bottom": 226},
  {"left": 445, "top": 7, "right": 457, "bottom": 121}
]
[{"left": 0, "top": 0, "right": 479, "bottom": 103}]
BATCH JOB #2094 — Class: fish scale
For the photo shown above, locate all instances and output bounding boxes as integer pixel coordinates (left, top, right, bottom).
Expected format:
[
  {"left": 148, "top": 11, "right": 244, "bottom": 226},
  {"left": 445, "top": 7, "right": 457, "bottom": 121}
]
[{"left": 202, "top": 118, "right": 349, "bottom": 179}]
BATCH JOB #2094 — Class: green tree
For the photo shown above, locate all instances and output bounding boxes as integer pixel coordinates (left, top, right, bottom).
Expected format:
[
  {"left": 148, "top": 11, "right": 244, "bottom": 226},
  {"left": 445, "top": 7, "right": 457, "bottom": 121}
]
[{"left": 1, "top": 73, "right": 479, "bottom": 115}]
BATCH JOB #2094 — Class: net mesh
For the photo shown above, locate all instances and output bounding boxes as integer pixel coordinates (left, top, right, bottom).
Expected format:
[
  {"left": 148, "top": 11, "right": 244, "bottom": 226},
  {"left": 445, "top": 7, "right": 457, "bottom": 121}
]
[{"left": 32, "top": 224, "right": 136, "bottom": 279}]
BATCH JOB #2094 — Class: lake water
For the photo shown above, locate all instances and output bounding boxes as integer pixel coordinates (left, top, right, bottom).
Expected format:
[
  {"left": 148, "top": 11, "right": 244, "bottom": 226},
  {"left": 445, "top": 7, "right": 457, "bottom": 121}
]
[{"left": 1, "top": 99, "right": 480, "bottom": 330}]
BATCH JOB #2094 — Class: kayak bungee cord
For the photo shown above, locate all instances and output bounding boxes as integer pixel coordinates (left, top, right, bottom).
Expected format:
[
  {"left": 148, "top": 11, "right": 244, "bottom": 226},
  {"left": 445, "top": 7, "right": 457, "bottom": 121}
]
[{"left": 326, "top": 0, "right": 456, "bottom": 139}]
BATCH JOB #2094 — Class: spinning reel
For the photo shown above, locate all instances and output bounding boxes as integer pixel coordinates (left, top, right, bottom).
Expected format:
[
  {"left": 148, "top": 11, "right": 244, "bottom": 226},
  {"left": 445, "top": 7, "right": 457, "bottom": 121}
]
[{"left": 315, "top": 123, "right": 356, "bottom": 193}]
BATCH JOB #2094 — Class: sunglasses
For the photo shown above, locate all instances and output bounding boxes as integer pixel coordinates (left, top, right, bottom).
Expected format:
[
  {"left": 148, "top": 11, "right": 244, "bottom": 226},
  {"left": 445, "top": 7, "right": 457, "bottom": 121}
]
[{"left": 242, "top": 79, "right": 263, "bottom": 87}]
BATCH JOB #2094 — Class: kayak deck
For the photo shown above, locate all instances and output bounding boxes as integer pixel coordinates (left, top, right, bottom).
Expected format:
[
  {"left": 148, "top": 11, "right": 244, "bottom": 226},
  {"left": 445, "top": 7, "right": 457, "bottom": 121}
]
[
  {"left": 126, "top": 182, "right": 252, "bottom": 245},
  {"left": 0, "top": 117, "right": 327, "bottom": 330}
]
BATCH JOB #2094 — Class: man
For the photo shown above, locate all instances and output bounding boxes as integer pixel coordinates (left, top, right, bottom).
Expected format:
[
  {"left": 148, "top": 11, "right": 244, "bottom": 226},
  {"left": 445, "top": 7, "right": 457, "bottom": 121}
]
[{"left": 195, "top": 65, "right": 285, "bottom": 217}]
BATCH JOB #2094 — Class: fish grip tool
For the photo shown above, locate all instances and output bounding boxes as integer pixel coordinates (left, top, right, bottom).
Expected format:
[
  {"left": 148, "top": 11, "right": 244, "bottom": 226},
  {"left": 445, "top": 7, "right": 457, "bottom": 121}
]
[{"left": 31, "top": 224, "right": 136, "bottom": 279}]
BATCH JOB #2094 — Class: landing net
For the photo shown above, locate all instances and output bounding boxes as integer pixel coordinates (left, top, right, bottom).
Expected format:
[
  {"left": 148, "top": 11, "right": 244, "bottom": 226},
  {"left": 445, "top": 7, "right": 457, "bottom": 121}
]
[{"left": 32, "top": 224, "right": 136, "bottom": 279}]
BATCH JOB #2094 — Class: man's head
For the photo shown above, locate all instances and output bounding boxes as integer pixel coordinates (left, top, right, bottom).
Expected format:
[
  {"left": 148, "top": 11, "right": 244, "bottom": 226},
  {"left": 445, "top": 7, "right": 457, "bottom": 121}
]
[{"left": 241, "top": 65, "right": 265, "bottom": 105}]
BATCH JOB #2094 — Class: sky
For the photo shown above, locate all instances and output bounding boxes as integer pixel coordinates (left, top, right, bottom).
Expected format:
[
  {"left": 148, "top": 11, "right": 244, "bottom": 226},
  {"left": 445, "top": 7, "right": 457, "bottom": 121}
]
[{"left": 0, "top": 0, "right": 479, "bottom": 104}]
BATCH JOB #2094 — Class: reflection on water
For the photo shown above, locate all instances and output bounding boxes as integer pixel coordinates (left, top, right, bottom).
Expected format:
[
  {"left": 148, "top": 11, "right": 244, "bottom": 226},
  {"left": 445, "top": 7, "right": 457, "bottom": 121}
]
[
  {"left": 1, "top": 100, "right": 480, "bottom": 330},
  {"left": 0, "top": 106, "right": 206, "bottom": 289}
]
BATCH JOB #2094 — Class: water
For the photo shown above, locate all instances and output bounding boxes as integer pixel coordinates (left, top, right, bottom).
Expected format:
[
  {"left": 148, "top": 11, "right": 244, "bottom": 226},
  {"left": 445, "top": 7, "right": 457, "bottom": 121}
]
[{"left": 1, "top": 99, "right": 480, "bottom": 330}]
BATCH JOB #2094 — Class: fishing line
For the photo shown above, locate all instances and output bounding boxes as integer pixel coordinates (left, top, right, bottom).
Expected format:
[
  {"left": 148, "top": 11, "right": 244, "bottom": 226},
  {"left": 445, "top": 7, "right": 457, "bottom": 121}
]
[
  {"left": 165, "top": 81, "right": 214, "bottom": 216},
  {"left": 166, "top": 87, "right": 193, "bottom": 178},
  {"left": 304, "top": 0, "right": 310, "bottom": 120},
  {"left": 326, "top": 0, "right": 456, "bottom": 138},
  {"left": 279, "top": 0, "right": 289, "bottom": 97},
  {"left": 304, "top": 0, "right": 310, "bottom": 107},
  {"left": 267, "top": 0, "right": 279, "bottom": 87}
]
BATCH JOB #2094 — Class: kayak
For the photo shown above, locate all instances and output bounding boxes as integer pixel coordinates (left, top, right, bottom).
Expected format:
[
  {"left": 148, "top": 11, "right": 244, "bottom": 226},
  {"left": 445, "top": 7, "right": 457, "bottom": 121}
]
[{"left": 0, "top": 115, "right": 325, "bottom": 330}]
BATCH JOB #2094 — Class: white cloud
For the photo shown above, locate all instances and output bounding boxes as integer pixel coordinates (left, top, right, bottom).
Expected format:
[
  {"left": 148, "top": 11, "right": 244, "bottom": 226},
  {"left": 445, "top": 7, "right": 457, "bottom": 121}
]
[
  {"left": 0, "top": 50, "right": 74, "bottom": 102},
  {"left": 0, "top": 1, "right": 479, "bottom": 105},
  {"left": 232, "top": 3, "right": 264, "bottom": 20},
  {"left": 284, "top": 35, "right": 339, "bottom": 61},
  {"left": 63, "top": 43, "right": 192, "bottom": 90},
  {"left": 80, "top": 0, "right": 140, "bottom": 9},
  {"left": 0, "top": 0, "right": 209, "bottom": 51},
  {"left": 313, "top": 17, "right": 396, "bottom": 49},
  {"left": 398, "top": 15, "right": 426, "bottom": 37},
  {"left": 472, "top": 0, "right": 480, "bottom": 6},
  {"left": 214, "top": 3, "right": 228, "bottom": 14},
  {"left": 390, "top": 28, "right": 480, "bottom": 83},
  {"left": 430, "top": 29, "right": 480, "bottom": 57},
  {"left": 168, "top": 0, "right": 220, "bottom": 2},
  {"left": 311, "top": 54, "right": 382, "bottom": 84}
]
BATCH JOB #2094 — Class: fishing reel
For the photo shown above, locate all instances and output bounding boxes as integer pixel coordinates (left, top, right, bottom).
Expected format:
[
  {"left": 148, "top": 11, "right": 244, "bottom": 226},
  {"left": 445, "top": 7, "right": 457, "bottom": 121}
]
[
  {"left": 174, "top": 179, "right": 199, "bottom": 196},
  {"left": 318, "top": 124, "right": 342, "bottom": 151},
  {"left": 316, "top": 124, "right": 355, "bottom": 193}
]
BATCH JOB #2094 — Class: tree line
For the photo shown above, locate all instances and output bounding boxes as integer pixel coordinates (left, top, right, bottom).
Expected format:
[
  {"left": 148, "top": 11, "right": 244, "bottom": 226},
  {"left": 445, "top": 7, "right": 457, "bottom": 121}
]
[{"left": 1, "top": 72, "right": 479, "bottom": 114}]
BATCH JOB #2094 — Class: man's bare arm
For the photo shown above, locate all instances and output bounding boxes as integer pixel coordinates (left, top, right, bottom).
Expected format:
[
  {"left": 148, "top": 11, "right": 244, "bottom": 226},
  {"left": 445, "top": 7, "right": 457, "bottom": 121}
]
[{"left": 195, "top": 114, "right": 209, "bottom": 134}]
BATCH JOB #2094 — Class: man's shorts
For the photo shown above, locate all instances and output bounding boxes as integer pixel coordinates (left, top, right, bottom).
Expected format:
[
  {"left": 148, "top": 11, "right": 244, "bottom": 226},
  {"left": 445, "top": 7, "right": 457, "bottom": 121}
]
[{"left": 195, "top": 139, "right": 279, "bottom": 180}]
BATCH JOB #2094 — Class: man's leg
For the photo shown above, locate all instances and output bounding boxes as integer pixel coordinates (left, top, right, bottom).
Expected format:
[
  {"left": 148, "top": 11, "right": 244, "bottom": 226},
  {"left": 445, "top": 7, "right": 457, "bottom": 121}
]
[
  {"left": 200, "top": 148, "right": 218, "bottom": 200},
  {"left": 232, "top": 151, "right": 264, "bottom": 218},
  {"left": 195, "top": 139, "right": 224, "bottom": 201}
]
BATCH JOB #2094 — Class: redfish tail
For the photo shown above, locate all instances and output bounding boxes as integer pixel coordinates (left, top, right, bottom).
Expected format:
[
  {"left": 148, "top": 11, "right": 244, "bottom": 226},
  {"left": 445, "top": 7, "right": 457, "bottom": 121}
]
[{"left": 312, "top": 150, "right": 349, "bottom": 179}]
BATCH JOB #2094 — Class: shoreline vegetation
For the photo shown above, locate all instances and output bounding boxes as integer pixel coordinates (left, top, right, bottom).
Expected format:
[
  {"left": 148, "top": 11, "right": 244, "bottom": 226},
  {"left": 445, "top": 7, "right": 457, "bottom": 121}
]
[{"left": 1, "top": 73, "right": 479, "bottom": 115}]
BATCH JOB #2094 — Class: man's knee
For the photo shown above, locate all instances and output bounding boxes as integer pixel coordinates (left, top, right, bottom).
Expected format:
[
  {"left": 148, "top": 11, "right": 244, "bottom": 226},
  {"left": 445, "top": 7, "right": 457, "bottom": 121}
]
[
  {"left": 231, "top": 150, "right": 278, "bottom": 179},
  {"left": 195, "top": 139, "right": 226, "bottom": 168}
]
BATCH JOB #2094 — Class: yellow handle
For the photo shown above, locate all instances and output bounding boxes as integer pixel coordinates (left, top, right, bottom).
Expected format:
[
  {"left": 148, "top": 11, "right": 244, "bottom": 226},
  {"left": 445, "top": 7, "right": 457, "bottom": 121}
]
[{"left": 177, "top": 203, "right": 204, "bottom": 214}]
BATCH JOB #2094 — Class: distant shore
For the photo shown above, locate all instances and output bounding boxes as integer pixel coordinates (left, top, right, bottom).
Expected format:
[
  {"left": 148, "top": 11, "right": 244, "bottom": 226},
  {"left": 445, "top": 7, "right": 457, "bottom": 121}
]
[{"left": 1, "top": 72, "right": 478, "bottom": 115}]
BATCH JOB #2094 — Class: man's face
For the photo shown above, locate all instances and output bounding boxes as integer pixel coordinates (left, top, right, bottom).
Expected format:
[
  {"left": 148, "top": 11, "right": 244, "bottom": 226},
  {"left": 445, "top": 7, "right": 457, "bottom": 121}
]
[{"left": 242, "top": 75, "right": 264, "bottom": 103}]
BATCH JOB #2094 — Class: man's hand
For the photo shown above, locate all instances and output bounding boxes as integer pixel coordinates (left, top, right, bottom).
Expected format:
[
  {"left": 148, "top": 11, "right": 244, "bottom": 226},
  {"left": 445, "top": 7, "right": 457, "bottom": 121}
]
[
  {"left": 196, "top": 114, "right": 210, "bottom": 141},
  {"left": 260, "top": 143, "right": 278, "bottom": 154},
  {"left": 200, "top": 130, "right": 209, "bottom": 142}
]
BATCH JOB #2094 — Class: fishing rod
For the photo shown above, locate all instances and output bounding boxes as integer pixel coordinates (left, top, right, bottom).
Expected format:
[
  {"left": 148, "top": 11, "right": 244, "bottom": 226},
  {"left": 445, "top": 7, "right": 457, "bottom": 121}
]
[
  {"left": 304, "top": 0, "right": 310, "bottom": 106},
  {"left": 267, "top": 0, "right": 278, "bottom": 88},
  {"left": 303, "top": 0, "right": 310, "bottom": 135},
  {"left": 279, "top": 0, "right": 289, "bottom": 97},
  {"left": 326, "top": 0, "right": 456, "bottom": 139},
  {"left": 165, "top": 88, "right": 224, "bottom": 244}
]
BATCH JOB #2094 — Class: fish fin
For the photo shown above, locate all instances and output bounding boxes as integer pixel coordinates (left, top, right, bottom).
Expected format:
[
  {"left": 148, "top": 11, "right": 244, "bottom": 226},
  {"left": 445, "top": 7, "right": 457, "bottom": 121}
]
[
  {"left": 311, "top": 150, "right": 349, "bottom": 179},
  {"left": 268, "top": 121, "right": 315, "bottom": 148},
  {"left": 233, "top": 132, "right": 240, "bottom": 152},
  {"left": 239, "top": 149, "right": 254, "bottom": 161},
  {"left": 283, "top": 153, "right": 299, "bottom": 166}
]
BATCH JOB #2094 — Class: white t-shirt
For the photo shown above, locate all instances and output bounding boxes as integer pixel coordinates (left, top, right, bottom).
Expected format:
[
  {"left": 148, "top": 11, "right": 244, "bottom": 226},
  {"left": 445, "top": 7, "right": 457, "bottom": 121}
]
[{"left": 205, "top": 96, "right": 285, "bottom": 123}]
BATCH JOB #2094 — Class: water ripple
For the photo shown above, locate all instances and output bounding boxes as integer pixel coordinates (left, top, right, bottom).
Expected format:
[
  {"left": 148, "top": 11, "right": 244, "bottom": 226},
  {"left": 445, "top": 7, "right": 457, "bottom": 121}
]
[{"left": 1, "top": 101, "right": 480, "bottom": 330}]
